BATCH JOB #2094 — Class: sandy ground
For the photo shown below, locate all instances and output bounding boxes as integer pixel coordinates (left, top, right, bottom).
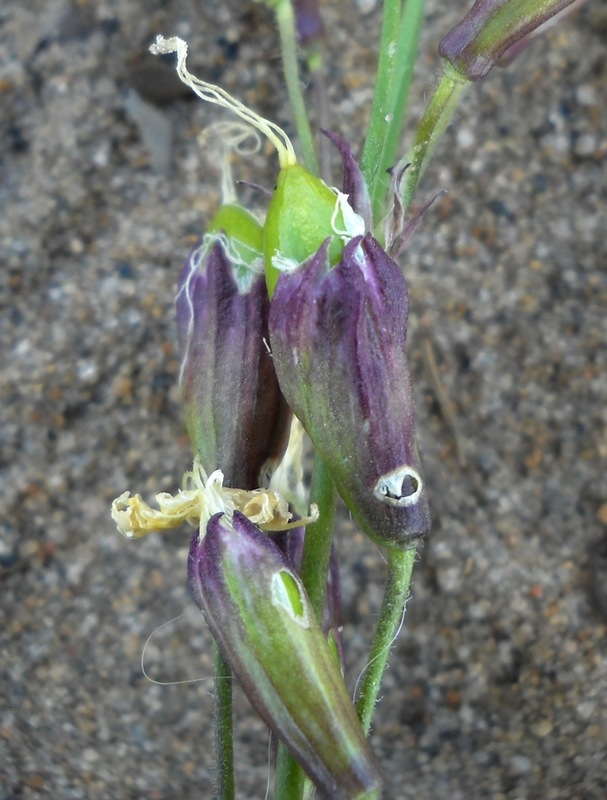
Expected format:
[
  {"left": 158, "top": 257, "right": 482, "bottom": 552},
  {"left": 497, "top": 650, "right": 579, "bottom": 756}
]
[{"left": 2, "top": 1, "right": 607, "bottom": 798}]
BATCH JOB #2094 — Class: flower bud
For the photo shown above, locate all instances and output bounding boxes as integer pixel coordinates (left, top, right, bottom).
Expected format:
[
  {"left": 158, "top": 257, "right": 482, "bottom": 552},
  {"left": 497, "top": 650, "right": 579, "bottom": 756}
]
[
  {"left": 176, "top": 207, "right": 290, "bottom": 489},
  {"left": 496, "top": 0, "right": 585, "bottom": 67},
  {"left": 189, "top": 511, "right": 383, "bottom": 799},
  {"left": 269, "top": 235, "right": 430, "bottom": 548},
  {"left": 294, "top": 0, "right": 325, "bottom": 45},
  {"left": 439, "top": 0, "right": 581, "bottom": 81},
  {"left": 253, "top": 1, "right": 325, "bottom": 45}
]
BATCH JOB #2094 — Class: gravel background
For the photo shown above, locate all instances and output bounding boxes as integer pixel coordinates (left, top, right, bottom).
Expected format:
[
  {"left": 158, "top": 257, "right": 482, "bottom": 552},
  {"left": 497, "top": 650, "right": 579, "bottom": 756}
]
[{"left": 2, "top": 1, "right": 606, "bottom": 798}]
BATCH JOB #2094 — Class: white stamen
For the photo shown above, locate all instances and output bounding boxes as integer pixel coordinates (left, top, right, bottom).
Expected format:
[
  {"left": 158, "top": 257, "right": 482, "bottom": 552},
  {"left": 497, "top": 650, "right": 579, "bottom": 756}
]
[
  {"left": 198, "top": 121, "right": 261, "bottom": 204},
  {"left": 330, "top": 191, "right": 366, "bottom": 240},
  {"left": 269, "top": 416, "right": 308, "bottom": 516},
  {"left": 271, "top": 252, "right": 301, "bottom": 275}
]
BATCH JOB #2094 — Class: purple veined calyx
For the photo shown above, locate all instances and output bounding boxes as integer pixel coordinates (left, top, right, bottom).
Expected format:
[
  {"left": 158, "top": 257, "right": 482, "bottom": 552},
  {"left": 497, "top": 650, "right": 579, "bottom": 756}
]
[{"left": 374, "top": 465, "right": 423, "bottom": 507}]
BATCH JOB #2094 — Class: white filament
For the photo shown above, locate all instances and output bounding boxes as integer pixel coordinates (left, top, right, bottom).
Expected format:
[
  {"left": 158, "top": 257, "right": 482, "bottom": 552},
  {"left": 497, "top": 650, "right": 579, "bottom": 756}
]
[{"left": 150, "top": 36, "right": 297, "bottom": 169}]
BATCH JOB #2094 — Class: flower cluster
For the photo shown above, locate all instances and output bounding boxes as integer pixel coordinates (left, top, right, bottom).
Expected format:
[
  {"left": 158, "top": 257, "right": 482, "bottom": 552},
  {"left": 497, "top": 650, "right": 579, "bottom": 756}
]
[
  {"left": 110, "top": 0, "right": 585, "bottom": 788},
  {"left": 110, "top": 34, "right": 431, "bottom": 796}
]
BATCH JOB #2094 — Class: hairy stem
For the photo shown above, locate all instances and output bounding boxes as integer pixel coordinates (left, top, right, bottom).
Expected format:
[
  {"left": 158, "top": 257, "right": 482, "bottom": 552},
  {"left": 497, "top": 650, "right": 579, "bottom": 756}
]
[
  {"left": 356, "top": 547, "right": 417, "bottom": 735},
  {"left": 213, "top": 643, "right": 235, "bottom": 800},
  {"left": 401, "top": 63, "right": 469, "bottom": 213}
]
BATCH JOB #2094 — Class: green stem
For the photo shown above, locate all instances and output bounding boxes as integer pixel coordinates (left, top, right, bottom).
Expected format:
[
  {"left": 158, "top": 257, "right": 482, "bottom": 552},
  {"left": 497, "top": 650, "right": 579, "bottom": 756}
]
[
  {"left": 275, "top": 0, "right": 320, "bottom": 175},
  {"left": 272, "top": 456, "right": 336, "bottom": 799},
  {"left": 401, "top": 62, "right": 469, "bottom": 214},
  {"left": 356, "top": 547, "right": 417, "bottom": 736},
  {"left": 370, "top": 0, "right": 426, "bottom": 222},
  {"left": 307, "top": 48, "right": 332, "bottom": 185},
  {"left": 213, "top": 643, "right": 235, "bottom": 800},
  {"left": 360, "top": 0, "right": 401, "bottom": 206},
  {"left": 299, "top": 456, "right": 336, "bottom": 620},
  {"left": 274, "top": 743, "right": 307, "bottom": 800}
]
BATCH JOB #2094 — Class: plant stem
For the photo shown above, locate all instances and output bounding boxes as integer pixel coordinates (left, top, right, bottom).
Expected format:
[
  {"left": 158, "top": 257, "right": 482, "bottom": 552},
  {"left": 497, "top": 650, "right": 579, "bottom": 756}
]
[
  {"left": 355, "top": 546, "right": 417, "bottom": 736},
  {"left": 370, "top": 0, "right": 426, "bottom": 221},
  {"left": 213, "top": 643, "right": 235, "bottom": 800},
  {"left": 274, "top": 743, "right": 307, "bottom": 800},
  {"left": 299, "top": 455, "right": 337, "bottom": 620},
  {"left": 401, "top": 62, "right": 469, "bottom": 214},
  {"left": 308, "top": 48, "right": 332, "bottom": 185},
  {"left": 272, "top": 455, "right": 336, "bottom": 799},
  {"left": 360, "top": 0, "right": 401, "bottom": 207},
  {"left": 275, "top": 0, "right": 320, "bottom": 175}
]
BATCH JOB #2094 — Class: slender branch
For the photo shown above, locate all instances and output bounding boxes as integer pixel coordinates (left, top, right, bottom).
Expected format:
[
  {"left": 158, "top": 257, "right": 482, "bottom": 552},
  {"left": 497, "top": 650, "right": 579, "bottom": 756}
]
[
  {"left": 370, "top": 0, "right": 426, "bottom": 221},
  {"left": 360, "top": 0, "right": 402, "bottom": 206},
  {"left": 299, "top": 455, "right": 337, "bottom": 620},
  {"left": 275, "top": 0, "right": 320, "bottom": 175},
  {"left": 274, "top": 743, "right": 307, "bottom": 800},
  {"left": 356, "top": 547, "right": 417, "bottom": 736},
  {"left": 308, "top": 48, "right": 332, "bottom": 185},
  {"left": 213, "top": 643, "right": 235, "bottom": 800},
  {"left": 401, "top": 63, "right": 469, "bottom": 213}
]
